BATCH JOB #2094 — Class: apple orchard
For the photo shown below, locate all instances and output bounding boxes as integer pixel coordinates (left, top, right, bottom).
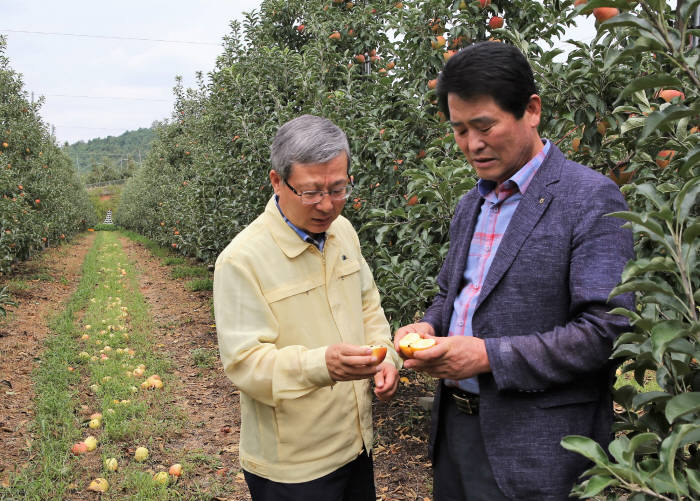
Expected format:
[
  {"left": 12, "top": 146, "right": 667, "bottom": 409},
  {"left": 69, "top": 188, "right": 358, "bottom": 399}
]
[{"left": 2, "top": 0, "right": 700, "bottom": 499}]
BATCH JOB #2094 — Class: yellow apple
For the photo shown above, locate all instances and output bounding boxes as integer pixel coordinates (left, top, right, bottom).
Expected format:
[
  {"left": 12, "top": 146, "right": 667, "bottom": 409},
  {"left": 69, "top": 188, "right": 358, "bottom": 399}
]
[
  {"left": 105, "top": 457, "right": 118, "bottom": 472},
  {"left": 134, "top": 446, "right": 149, "bottom": 462},
  {"left": 84, "top": 436, "right": 98, "bottom": 452},
  {"left": 398, "top": 332, "right": 421, "bottom": 357},
  {"left": 87, "top": 478, "right": 109, "bottom": 492},
  {"left": 398, "top": 332, "right": 436, "bottom": 357},
  {"left": 153, "top": 471, "right": 169, "bottom": 485}
]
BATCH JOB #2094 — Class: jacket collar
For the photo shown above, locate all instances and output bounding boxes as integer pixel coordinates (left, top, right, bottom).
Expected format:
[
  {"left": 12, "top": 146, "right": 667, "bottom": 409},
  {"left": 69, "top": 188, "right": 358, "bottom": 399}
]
[{"left": 263, "top": 197, "right": 338, "bottom": 259}]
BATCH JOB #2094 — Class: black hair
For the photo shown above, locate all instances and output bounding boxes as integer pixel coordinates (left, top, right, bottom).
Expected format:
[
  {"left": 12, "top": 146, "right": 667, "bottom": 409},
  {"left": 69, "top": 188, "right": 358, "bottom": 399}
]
[{"left": 436, "top": 42, "right": 537, "bottom": 119}]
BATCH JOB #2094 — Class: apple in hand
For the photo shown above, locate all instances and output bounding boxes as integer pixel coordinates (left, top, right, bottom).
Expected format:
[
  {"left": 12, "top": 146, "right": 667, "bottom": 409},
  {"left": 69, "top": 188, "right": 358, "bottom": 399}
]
[
  {"left": 366, "top": 345, "right": 387, "bottom": 364},
  {"left": 398, "top": 332, "right": 436, "bottom": 357}
]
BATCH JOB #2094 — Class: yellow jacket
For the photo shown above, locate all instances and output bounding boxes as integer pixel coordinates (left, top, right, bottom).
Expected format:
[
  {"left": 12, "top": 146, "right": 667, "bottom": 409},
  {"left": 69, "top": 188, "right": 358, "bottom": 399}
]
[{"left": 214, "top": 197, "right": 400, "bottom": 482}]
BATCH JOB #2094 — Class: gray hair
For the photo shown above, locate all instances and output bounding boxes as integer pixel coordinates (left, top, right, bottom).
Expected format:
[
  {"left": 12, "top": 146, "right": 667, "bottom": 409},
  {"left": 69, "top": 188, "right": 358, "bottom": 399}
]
[{"left": 270, "top": 115, "right": 351, "bottom": 180}]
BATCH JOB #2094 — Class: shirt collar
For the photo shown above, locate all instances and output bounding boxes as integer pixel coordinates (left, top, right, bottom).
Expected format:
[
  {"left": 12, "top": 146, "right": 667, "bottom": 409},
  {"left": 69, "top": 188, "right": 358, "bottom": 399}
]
[
  {"left": 477, "top": 139, "right": 550, "bottom": 200},
  {"left": 274, "top": 194, "right": 326, "bottom": 251}
]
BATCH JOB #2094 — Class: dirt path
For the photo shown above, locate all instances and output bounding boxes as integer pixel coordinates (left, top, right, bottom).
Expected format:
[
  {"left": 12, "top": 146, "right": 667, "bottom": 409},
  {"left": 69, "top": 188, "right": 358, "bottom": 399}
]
[
  {"left": 1, "top": 232, "right": 434, "bottom": 500},
  {"left": 119, "top": 236, "right": 249, "bottom": 498},
  {"left": 0, "top": 233, "right": 96, "bottom": 487}
]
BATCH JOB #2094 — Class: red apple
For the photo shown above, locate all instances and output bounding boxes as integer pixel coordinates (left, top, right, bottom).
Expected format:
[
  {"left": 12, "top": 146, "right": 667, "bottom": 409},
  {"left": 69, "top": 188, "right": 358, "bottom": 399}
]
[{"left": 593, "top": 7, "right": 619, "bottom": 22}]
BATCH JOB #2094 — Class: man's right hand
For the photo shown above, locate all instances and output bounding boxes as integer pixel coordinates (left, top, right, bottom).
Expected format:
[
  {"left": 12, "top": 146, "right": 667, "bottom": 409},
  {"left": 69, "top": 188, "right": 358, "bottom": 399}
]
[
  {"left": 394, "top": 322, "right": 435, "bottom": 358},
  {"left": 325, "top": 343, "right": 382, "bottom": 382}
]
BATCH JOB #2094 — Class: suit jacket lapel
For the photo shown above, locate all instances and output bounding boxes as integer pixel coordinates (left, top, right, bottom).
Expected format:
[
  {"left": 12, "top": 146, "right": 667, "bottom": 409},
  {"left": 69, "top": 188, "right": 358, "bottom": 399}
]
[{"left": 475, "top": 146, "right": 563, "bottom": 310}]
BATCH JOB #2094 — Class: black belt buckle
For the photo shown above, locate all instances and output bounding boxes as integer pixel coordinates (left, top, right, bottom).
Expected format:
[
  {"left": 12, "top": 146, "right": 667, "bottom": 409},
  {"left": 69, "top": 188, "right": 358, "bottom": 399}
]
[{"left": 450, "top": 389, "right": 479, "bottom": 415}]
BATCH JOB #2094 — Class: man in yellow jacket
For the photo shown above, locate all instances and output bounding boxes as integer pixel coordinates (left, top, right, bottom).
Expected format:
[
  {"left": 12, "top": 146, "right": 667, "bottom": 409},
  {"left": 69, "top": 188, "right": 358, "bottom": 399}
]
[{"left": 214, "top": 115, "right": 401, "bottom": 501}]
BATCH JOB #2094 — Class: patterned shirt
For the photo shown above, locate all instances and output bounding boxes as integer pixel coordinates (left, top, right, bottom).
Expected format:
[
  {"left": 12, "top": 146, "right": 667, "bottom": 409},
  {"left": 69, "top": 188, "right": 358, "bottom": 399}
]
[
  {"left": 275, "top": 195, "right": 326, "bottom": 251},
  {"left": 447, "top": 140, "right": 550, "bottom": 394}
]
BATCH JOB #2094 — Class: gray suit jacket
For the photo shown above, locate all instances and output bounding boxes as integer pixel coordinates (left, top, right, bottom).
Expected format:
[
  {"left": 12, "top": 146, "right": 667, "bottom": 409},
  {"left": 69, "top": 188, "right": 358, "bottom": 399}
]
[{"left": 422, "top": 143, "right": 635, "bottom": 500}]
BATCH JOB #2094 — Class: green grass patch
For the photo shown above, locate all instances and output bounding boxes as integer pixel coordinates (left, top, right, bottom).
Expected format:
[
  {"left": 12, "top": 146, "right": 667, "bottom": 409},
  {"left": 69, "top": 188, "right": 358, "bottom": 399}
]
[
  {"left": 163, "top": 256, "right": 186, "bottom": 266},
  {"left": 171, "top": 265, "right": 208, "bottom": 279},
  {"left": 4, "top": 278, "right": 29, "bottom": 292},
  {"left": 94, "top": 223, "right": 119, "bottom": 231},
  {"left": 6, "top": 231, "right": 190, "bottom": 500},
  {"left": 119, "top": 229, "right": 171, "bottom": 259},
  {"left": 186, "top": 278, "right": 213, "bottom": 291},
  {"left": 614, "top": 361, "right": 662, "bottom": 393},
  {"left": 191, "top": 348, "right": 218, "bottom": 369}
]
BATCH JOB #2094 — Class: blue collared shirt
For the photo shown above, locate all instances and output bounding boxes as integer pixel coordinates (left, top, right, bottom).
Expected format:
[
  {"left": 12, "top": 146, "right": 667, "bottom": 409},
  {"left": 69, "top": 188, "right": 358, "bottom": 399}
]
[
  {"left": 447, "top": 140, "right": 550, "bottom": 394},
  {"left": 274, "top": 195, "right": 326, "bottom": 251}
]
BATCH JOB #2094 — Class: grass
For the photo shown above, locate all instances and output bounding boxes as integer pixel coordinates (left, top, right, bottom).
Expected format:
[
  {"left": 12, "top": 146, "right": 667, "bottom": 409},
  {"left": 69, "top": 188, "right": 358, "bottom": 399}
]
[
  {"left": 186, "top": 278, "right": 213, "bottom": 291},
  {"left": 191, "top": 348, "right": 218, "bottom": 369},
  {"left": 163, "top": 257, "right": 186, "bottom": 266},
  {"left": 171, "top": 265, "right": 208, "bottom": 279},
  {"left": 119, "top": 229, "right": 172, "bottom": 259},
  {"left": 6, "top": 231, "right": 190, "bottom": 500}
]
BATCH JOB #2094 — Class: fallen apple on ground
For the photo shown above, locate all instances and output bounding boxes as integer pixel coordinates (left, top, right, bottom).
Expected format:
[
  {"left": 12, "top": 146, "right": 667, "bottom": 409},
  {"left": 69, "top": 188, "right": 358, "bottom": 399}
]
[
  {"left": 84, "top": 436, "right": 98, "bottom": 452},
  {"left": 398, "top": 332, "right": 436, "bottom": 357},
  {"left": 134, "top": 446, "right": 149, "bottom": 462},
  {"left": 105, "top": 457, "right": 118, "bottom": 472},
  {"left": 71, "top": 442, "right": 88, "bottom": 455},
  {"left": 87, "top": 478, "right": 109, "bottom": 492},
  {"left": 153, "top": 471, "right": 169, "bottom": 485},
  {"left": 169, "top": 463, "right": 183, "bottom": 477}
]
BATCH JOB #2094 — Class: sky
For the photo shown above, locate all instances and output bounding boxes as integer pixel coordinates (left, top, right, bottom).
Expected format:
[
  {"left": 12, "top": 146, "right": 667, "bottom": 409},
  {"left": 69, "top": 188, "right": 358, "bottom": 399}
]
[
  {"left": 1, "top": 1, "right": 596, "bottom": 146},
  {"left": 1, "top": 1, "right": 260, "bottom": 145}
]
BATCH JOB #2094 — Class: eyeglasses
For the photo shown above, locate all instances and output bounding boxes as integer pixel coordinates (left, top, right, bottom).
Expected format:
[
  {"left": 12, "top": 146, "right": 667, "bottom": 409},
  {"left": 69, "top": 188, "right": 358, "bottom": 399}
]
[{"left": 284, "top": 179, "right": 354, "bottom": 205}]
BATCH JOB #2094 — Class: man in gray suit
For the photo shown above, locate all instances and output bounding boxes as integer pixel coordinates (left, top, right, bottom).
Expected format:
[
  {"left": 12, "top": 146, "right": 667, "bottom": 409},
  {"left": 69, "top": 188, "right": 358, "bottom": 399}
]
[{"left": 395, "top": 42, "right": 634, "bottom": 500}]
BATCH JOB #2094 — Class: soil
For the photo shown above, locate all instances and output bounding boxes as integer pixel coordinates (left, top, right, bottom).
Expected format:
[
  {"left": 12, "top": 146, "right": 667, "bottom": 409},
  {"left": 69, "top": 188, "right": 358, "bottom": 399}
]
[
  {"left": 0, "top": 233, "right": 435, "bottom": 500},
  {"left": 0, "top": 233, "right": 96, "bottom": 486}
]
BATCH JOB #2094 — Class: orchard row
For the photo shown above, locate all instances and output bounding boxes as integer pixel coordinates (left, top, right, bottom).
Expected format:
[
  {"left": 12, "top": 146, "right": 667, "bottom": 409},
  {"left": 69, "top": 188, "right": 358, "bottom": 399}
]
[
  {"left": 117, "top": 1, "right": 699, "bottom": 498},
  {"left": 0, "top": 38, "right": 96, "bottom": 276}
]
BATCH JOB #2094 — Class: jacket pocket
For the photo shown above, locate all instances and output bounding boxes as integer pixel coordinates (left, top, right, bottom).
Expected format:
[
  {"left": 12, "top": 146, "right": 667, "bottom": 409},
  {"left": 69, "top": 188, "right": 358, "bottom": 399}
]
[
  {"left": 336, "top": 258, "right": 361, "bottom": 278},
  {"left": 263, "top": 276, "right": 324, "bottom": 304}
]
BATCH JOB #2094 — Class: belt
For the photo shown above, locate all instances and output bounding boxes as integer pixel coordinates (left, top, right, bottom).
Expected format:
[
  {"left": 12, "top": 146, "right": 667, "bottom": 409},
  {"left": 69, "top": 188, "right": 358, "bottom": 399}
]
[{"left": 446, "top": 386, "right": 480, "bottom": 415}]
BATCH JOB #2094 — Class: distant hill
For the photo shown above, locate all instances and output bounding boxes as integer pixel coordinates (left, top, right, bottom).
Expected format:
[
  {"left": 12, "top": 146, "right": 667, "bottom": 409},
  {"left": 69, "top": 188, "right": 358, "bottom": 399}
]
[{"left": 62, "top": 128, "right": 155, "bottom": 184}]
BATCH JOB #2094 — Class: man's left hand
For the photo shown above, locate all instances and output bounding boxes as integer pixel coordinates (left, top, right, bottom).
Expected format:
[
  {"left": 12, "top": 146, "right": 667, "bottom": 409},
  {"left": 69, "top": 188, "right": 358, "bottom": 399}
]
[
  {"left": 403, "top": 335, "right": 491, "bottom": 380},
  {"left": 373, "top": 362, "right": 399, "bottom": 401}
]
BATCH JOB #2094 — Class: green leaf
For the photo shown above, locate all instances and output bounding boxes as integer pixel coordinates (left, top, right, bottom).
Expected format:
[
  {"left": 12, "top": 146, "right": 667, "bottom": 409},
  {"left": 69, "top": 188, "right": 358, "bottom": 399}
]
[
  {"left": 560, "top": 435, "right": 610, "bottom": 465},
  {"left": 615, "top": 75, "right": 684, "bottom": 104},
  {"left": 660, "top": 423, "right": 700, "bottom": 491},
  {"left": 641, "top": 106, "right": 696, "bottom": 140},
  {"left": 634, "top": 183, "right": 669, "bottom": 212},
  {"left": 609, "top": 279, "right": 675, "bottom": 302},
  {"left": 687, "top": 468, "right": 700, "bottom": 496},
  {"left": 581, "top": 475, "right": 616, "bottom": 497},
  {"left": 679, "top": 0, "right": 700, "bottom": 24},
  {"left": 599, "top": 12, "right": 656, "bottom": 34},
  {"left": 651, "top": 320, "right": 687, "bottom": 364},
  {"left": 607, "top": 210, "right": 666, "bottom": 238},
  {"left": 665, "top": 392, "right": 700, "bottom": 423},
  {"left": 626, "top": 432, "right": 660, "bottom": 462},
  {"left": 675, "top": 177, "right": 700, "bottom": 224},
  {"left": 683, "top": 222, "right": 700, "bottom": 244},
  {"left": 632, "top": 391, "right": 672, "bottom": 409}
]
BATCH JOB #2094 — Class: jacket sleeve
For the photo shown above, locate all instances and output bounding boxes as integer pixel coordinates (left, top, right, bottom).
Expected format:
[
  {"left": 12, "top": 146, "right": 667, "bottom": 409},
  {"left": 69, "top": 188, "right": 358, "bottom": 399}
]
[
  {"left": 484, "top": 180, "right": 635, "bottom": 391},
  {"left": 214, "top": 253, "right": 333, "bottom": 407}
]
